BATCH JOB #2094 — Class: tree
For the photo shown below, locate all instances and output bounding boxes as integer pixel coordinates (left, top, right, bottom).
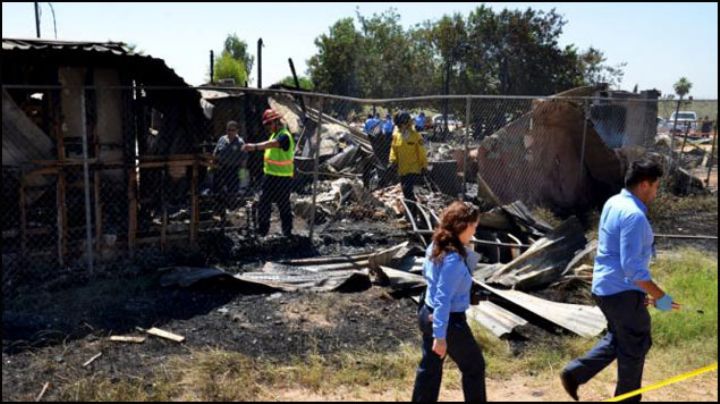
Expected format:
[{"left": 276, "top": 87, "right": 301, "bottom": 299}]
[
  {"left": 307, "top": 18, "right": 363, "bottom": 97},
  {"left": 669, "top": 77, "right": 694, "bottom": 157},
  {"left": 213, "top": 51, "right": 247, "bottom": 86},
  {"left": 578, "top": 46, "right": 625, "bottom": 88},
  {"left": 673, "top": 77, "right": 692, "bottom": 98},
  {"left": 223, "top": 34, "right": 254, "bottom": 76},
  {"left": 306, "top": 5, "right": 624, "bottom": 103},
  {"left": 278, "top": 76, "right": 315, "bottom": 90}
]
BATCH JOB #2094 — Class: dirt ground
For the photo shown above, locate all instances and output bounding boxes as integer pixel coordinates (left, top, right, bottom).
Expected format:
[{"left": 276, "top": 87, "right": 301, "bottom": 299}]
[{"left": 3, "top": 195, "right": 717, "bottom": 402}]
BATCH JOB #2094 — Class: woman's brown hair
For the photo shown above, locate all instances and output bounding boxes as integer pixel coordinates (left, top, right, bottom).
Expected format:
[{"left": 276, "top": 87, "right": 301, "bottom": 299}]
[{"left": 431, "top": 201, "right": 480, "bottom": 262}]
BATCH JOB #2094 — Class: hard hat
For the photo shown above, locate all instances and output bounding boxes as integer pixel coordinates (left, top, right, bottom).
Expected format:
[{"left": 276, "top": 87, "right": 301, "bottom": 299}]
[
  {"left": 262, "top": 109, "right": 282, "bottom": 125},
  {"left": 394, "top": 111, "right": 411, "bottom": 126}
]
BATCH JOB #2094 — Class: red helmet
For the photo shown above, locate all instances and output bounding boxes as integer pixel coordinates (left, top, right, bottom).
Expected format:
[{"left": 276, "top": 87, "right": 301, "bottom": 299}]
[{"left": 262, "top": 109, "right": 282, "bottom": 125}]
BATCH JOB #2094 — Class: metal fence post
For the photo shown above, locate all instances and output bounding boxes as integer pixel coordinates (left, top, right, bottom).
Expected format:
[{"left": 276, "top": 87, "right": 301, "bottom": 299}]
[
  {"left": 309, "top": 97, "right": 324, "bottom": 241},
  {"left": 579, "top": 99, "right": 589, "bottom": 185},
  {"left": 668, "top": 96, "right": 683, "bottom": 172},
  {"left": 80, "top": 86, "right": 94, "bottom": 274},
  {"left": 706, "top": 116, "right": 718, "bottom": 188},
  {"left": 463, "top": 97, "right": 471, "bottom": 199}
]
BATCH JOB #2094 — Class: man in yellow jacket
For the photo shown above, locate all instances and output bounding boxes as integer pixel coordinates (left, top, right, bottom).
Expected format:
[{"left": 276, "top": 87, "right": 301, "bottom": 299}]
[{"left": 389, "top": 111, "right": 429, "bottom": 203}]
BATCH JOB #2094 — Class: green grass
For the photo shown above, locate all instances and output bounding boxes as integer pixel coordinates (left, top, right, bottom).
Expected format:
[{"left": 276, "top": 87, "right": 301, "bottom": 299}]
[
  {"left": 649, "top": 249, "right": 718, "bottom": 348},
  {"left": 17, "top": 249, "right": 719, "bottom": 401},
  {"left": 649, "top": 191, "right": 719, "bottom": 221}
]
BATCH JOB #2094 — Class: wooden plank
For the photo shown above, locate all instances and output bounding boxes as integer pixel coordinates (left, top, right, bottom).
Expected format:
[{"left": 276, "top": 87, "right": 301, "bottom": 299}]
[
  {"left": 160, "top": 199, "right": 168, "bottom": 252},
  {"left": 135, "top": 234, "right": 188, "bottom": 245},
  {"left": 109, "top": 335, "right": 146, "bottom": 343},
  {"left": 146, "top": 327, "right": 185, "bottom": 343},
  {"left": 190, "top": 159, "right": 199, "bottom": 247},
  {"left": 82, "top": 352, "right": 102, "bottom": 367},
  {"left": 19, "top": 179, "right": 27, "bottom": 257},
  {"left": 128, "top": 164, "right": 138, "bottom": 256},
  {"left": 56, "top": 172, "right": 67, "bottom": 267},
  {"left": 35, "top": 381, "right": 50, "bottom": 402},
  {"left": 137, "top": 160, "right": 197, "bottom": 169},
  {"left": 94, "top": 170, "right": 102, "bottom": 253}
]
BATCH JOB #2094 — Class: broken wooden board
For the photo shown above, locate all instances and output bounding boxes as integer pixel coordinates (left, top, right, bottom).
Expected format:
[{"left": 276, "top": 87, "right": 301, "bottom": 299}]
[
  {"left": 146, "top": 327, "right": 185, "bottom": 343},
  {"left": 82, "top": 352, "right": 102, "bottom": 367},
  {"left": 109, "top": 335, "right": 147, "bottom": 344}
]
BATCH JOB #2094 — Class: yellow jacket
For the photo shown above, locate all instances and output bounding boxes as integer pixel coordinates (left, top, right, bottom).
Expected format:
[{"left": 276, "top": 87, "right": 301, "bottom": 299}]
[{"left": 389, "top": 127, "right": 428, "bottom": 175}]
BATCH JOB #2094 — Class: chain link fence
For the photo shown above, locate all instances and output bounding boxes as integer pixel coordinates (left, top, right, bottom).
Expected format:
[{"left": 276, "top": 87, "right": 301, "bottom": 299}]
[{"left": 2, "top": 84, "right": 717, "bottom": 289}]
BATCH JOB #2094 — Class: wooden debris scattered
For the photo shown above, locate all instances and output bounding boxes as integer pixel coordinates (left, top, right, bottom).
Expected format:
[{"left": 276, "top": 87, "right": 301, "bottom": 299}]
[
  {"left": 35, "top": 382, "right": 50, "bottom": 402},
  {"left": 82, "top": 352, "right": 102, "bottom": 367},
  {"left": 109, "top": 335, "right": 147, "bottom": 344},
  {"left": 146, "top": 327, "right": 185, "bottom": 343}
]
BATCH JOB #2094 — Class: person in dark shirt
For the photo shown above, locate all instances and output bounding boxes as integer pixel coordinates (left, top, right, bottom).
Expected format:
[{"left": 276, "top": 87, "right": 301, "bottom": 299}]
[{"left": 213, "top": 120, "right": 247, "bottom": 196}]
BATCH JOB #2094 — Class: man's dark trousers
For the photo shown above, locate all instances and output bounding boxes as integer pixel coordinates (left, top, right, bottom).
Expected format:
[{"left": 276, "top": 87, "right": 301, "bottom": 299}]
[
  {"left": 563, "top": 291, "right": 652, "bottom": 402},
  {"left": 258, "top": 175, "right": 293, "bottom": 236},
  {"left": 412, "top": 304, "right": 486, "bottom": 402}
]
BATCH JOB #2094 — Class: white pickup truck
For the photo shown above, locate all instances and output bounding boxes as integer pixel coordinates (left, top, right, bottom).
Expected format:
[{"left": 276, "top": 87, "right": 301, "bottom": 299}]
[{"left": 668, "top": 111, "right": 697, "bottom": 135}]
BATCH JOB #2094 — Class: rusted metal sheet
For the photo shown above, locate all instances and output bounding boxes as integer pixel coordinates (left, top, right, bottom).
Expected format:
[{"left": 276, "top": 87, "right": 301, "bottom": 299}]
[{"left": 476, "top": 281, "right": 606, "bottom": 338}]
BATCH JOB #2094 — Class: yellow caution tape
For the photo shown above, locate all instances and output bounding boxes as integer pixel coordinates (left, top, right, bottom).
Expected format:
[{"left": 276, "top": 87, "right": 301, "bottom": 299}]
[{"left": 604, "top": 362, "right": 718, "bottom": 402}]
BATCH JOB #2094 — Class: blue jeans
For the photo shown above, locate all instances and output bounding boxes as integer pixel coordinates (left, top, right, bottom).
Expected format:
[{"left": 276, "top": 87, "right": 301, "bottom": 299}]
[
  {"left": 412, "top": 304, "right": 486, "bottom": 402},
  {"left": 563, "top": 291, "right": 652, "bottom": 402}
]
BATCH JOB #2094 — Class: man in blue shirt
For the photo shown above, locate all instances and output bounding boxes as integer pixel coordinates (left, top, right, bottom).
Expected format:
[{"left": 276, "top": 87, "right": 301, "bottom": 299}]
[
  {"left": 382, "top": 113, "right": 394, "bottom": 138},
  {"left": 415, "top": 111, "right": 426, "bottom": 132},
  {"left": 364, "top": 113, "right": 381, "bottom": 136},
  {"left": 561, "top": 156, "right": 679, "bottom": 402}
]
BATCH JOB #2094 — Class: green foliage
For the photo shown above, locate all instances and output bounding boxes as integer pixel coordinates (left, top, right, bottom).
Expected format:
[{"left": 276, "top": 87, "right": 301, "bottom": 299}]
[
  {"left": 224, "top": 33, "right": 254, "bottom": 74},
  {"left": 306, "top": 5, "right": 626, "bottom": 119},
  {"left": 213, "top": 51, "right": 247, "bottom": 86},
  {"left": 307, "top": 17, "right": 363, "bottom": 97},
  {"left": 577, "top": 46, "right": 626, "bottom": 88},
  {"left": 673, "top": 77, "right": 693, "bottom": 98},
  {"left": 278, "top": 75, "right": 315, "bottom": 90}
]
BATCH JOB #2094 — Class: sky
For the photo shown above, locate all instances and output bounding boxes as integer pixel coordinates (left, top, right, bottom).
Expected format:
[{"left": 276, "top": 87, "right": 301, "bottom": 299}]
[{"left": 2, "top": 2, "right": 718, "bottom": 98}]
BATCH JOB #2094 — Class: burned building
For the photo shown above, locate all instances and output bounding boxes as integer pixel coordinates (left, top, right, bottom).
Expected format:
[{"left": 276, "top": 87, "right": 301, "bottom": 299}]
[
  {"left": 2, "top": 38, "right": 210, "bottom": 268},
  {"left": 469, "top": 85, "right": 662, "bottom": 214}
]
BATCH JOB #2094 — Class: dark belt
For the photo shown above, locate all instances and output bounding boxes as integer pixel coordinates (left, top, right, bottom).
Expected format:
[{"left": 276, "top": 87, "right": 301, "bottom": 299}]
[{"left": 424, "top": 303, "right": 466, "bottom": 320}]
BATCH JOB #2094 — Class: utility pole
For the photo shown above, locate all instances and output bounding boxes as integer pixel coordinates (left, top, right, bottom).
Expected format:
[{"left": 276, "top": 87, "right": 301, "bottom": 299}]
[
  {"left": 257, "top": 38, "right": 264, "bottom": 88},
  {"left": 209, "top": 50, "right": 214, "bottom": 84},
  {"left": 34, "top": 2, "right": 41, "bottom": 38}
]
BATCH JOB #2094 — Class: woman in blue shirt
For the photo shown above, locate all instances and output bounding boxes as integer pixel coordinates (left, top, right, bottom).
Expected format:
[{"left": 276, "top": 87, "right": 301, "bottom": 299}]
[{"left": 412, "top": 201, "right": 486, "bottom": 402}]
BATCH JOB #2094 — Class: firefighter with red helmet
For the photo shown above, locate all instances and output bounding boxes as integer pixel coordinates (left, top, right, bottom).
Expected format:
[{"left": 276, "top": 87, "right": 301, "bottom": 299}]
[{"left": 243, "top": 108, "right": 295, "bottom": 237}]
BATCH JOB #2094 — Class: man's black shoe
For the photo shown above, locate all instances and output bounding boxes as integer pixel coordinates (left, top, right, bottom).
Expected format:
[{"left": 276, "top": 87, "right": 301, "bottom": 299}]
[{"left": 560, "top": 370, "right": 579, "bottom": 401}]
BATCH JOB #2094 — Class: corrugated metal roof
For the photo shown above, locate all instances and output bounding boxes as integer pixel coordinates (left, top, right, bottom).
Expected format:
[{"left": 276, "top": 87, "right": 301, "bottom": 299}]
[
  {"left": 3, "top": 38, "right": 130, "bottom": 55},
  {"left": 2, "top": 37, "right": 191, "bottom": 87},
  {"left": 468, "top": 301, "right": 528, "bottom": 338},
  {"left": 477, "top": 281, "right": 607, "bottom": 338},
  {"left": 198, "top": 89, "right": 245, "bottom": 100}
]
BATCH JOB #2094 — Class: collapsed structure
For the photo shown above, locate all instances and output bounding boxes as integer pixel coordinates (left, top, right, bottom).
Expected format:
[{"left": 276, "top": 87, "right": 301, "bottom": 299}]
[{"left": 3, "top": 38, "right": 714, "bottom": 342}]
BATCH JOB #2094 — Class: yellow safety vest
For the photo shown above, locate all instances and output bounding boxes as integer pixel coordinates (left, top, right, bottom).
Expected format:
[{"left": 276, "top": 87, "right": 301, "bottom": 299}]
[{"left": 263, "top": 128, "right": 295, "bottom": 177}]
